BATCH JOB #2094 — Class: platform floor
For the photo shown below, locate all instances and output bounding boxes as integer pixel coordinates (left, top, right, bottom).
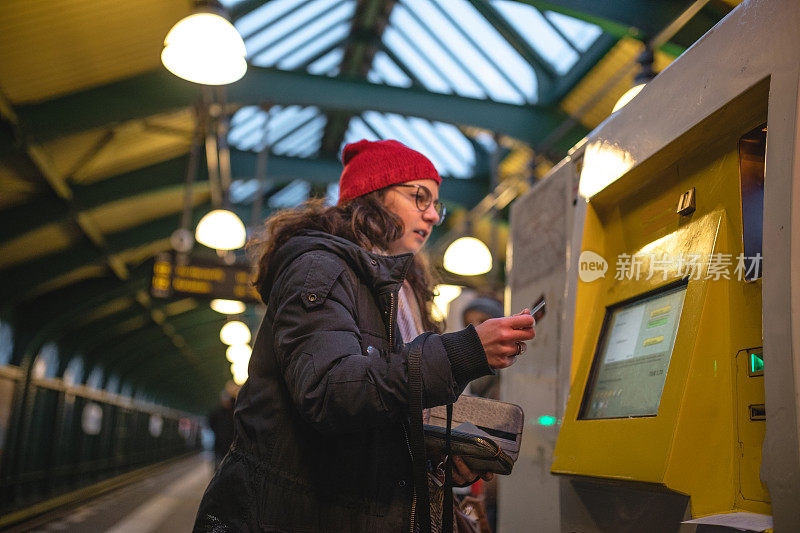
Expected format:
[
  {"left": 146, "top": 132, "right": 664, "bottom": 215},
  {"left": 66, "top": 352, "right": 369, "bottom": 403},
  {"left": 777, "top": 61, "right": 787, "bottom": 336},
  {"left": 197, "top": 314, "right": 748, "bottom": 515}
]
[{"left": 25, "top": 453, "right": 213, "bottom": 533}]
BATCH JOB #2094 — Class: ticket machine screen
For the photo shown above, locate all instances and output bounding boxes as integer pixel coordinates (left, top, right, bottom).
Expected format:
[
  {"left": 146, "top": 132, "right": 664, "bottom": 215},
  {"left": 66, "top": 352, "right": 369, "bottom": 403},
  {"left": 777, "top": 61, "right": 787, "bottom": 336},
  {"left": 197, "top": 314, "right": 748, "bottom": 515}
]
[{"left": 580, "top": 283, "right": 687, "bottom": 419}]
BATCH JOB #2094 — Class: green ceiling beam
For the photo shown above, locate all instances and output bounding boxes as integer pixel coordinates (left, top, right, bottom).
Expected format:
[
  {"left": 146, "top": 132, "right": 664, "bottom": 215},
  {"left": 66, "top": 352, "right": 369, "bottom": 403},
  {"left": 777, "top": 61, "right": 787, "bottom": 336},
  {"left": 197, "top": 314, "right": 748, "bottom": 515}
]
[
  {"left": 81, "top": 306, "right": 224, "bottom": 392},
  {"left": 0, "top": 152, "right": 318, "bottom": 242},
  {"left": 59, "top": 306, "right": 144, "bottom": 356},
  {"left": 0, "top": 194, "right": 67, "bottom": 242},
  {"left": 249, "top": 0, "right": 349, "bottom": 60},
  {"left": 13, "top": 269, "right": 148, "bottom": 329},
  {"left": 82, "top": 313, "right": 185, "bottom": 364},
  {"left": 16, "top": 70, "right": 198, "bottom": 143},
  {"left": 319, "top": 0, "right": 393, "bottom": 156},
  {"left": 466, "top": 0, "right": 558, "bottom": 85},
  {"left": 231, "top": 148, "right": 342, "bottom": 181},
  {"left": 2, "top": 168, "right": 484, "bottom": 307},
  {"left": 88, "top": 328, "right": 167, "bottom": 365},
  {"left": 0, "top": 119, "right": 17, "bottom": 155},
  {"left": 544, "top": 32, "right": 618, "bottom": 105},
  {"left": 10, "top": 249, "right": 243, "bottom": 386},
  {"left": 77, "top": 304, "right": 226, "bottom": 387},
  {"left": 1, "top": 200, "right": 258, "bottom": 308},
  {"left": 66, "top": 298, "right": 202, "bottom": 359},
  {"left": 0, "top": 209, "right": 201, "bottom": 306},
  {"left": 2, "top": 150, "right": 487, "bottom": 245},
  {"left": 169, "top": 309, "right": 228, "bottom": 332},
  {"left": 111, "top": 331, "right": 225, "bottom": 384},
  {"left": 3, "top": 169, "right": 484, "bottom": 316},
  {"left": 231, "top": 150, "right": 491, "bottom": 207},
  {"left": 230, "top": 0, "right": 267, "bottom": 20},
  {"left": 8, "top": 269, "right": 150, "bottom": 365},
  {"left": 522, "top": 0, "right": 689, "bottom": 39},
  {"left": 74, "top": 156, "right": 195, "bottom": 209},
  {"left": 522, "top": 0, "right": 729, "bottom": 52},
  {"left": 87, "top": 318, "right": 208, "bottom": 371},
  {"left": 16, "top": 67, "right": 577, "bottom": 146}
]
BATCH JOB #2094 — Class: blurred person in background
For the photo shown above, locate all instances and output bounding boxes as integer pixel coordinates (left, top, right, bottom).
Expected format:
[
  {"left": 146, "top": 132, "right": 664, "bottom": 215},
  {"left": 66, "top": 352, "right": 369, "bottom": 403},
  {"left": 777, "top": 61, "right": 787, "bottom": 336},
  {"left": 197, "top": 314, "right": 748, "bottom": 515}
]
[
  {"left": 459, "top": 295, "right": 506, "bottom": 533},
  {"left": 462, "top": 297, "right": 505, "bottom": 401},
  {"left": 207, "top": 381, "right": 239, "bottom": 468}
]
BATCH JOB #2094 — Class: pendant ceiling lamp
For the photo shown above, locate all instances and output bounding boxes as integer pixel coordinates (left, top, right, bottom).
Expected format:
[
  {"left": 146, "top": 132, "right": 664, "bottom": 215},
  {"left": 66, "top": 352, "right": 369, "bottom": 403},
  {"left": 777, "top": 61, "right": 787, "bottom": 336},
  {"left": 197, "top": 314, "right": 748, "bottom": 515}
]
[
  {"left": 195, "top": 209, "right": 246, "bottom": 250},
  {"left": 443, "top": 237, "right": 492, "bottom": 276},
  {"left": 211, "top": 299, "right": 246, "bottom": 314},
  {"left": 231, "top": 359, "right": 249, "bottom": 385},
  {"left": 161, "top": 6, "right": 247, "bottom": 86},
  {"left": 226, "top": 343, "right": 252, "bottom": 364},
  {"left": 220, "top": 320, "right": 251, "bottom": 346}
]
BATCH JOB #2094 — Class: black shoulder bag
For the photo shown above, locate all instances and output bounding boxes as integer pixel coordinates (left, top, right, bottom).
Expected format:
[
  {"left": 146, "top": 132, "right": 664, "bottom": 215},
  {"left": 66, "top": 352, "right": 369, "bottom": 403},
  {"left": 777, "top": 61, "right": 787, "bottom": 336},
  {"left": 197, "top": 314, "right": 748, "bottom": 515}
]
[{"left": 407, "top": 333, "right": 455, "bottom": 533}]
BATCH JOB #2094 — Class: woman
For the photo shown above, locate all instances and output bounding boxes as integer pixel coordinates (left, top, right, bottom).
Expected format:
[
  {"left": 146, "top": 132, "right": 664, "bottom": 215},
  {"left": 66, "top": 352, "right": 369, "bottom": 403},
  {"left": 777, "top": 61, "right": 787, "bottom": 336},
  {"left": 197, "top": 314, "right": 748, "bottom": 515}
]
[{"left": 194, "top": 139, "right": 534, "bottom": 532}]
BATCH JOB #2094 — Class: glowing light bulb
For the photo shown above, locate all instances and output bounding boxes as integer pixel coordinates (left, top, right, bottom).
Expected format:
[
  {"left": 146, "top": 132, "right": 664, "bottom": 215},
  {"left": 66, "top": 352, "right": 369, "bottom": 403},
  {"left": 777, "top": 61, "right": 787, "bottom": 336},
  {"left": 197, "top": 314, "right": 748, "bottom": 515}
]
[
  {"left": 431, "top": 284, "right": 463, "bottom": 322},
  {"left": 161, "top": 13, "right": 247, "bottom": 85},
  {"left": 231, "top": 359, "right": 249, "bottom": 385},
  {"left": 211, "top": 299, "right": 246, "bottom": 314},
  {"left": 443, "top": 237, "right": 492, "bottom": 276},
  {"left": 195, "top": 209, "right": 246, "bottom": 250},
  {"left": 220, "top": 320, "right": 251, "bottom": 345},
  {"left": 226, "top": 344, "right": 252, "bottom": 364}
]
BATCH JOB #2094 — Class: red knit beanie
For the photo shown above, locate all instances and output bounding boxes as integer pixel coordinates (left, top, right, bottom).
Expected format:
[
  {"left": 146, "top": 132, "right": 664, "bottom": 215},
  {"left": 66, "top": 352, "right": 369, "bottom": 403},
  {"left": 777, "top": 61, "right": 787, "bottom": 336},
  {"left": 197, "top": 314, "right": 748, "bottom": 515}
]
[{"left": 337, "top": 139, "right": 441, "bottom": 204}]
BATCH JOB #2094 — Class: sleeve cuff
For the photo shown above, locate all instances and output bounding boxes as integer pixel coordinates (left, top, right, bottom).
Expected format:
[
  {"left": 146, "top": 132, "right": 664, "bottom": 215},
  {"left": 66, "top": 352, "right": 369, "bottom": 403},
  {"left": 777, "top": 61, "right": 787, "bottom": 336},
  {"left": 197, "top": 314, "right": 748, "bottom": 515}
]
[{"left": 439, "top": 324, "right": 494, "bottom": 389}]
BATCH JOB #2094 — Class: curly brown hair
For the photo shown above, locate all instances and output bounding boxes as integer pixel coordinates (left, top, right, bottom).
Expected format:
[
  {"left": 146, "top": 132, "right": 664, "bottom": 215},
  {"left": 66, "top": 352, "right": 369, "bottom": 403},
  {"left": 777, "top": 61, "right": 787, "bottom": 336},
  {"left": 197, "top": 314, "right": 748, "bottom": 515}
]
[{"left": 250, "top": 191, "right": 441, "bottom": 333}]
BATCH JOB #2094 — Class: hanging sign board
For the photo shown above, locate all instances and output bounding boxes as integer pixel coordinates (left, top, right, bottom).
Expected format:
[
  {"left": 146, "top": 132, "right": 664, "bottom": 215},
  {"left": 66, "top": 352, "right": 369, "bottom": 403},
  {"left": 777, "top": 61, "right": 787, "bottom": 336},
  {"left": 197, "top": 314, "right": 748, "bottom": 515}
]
[{"left": 150, "top": 252, "right": 261, "bottom": 304}]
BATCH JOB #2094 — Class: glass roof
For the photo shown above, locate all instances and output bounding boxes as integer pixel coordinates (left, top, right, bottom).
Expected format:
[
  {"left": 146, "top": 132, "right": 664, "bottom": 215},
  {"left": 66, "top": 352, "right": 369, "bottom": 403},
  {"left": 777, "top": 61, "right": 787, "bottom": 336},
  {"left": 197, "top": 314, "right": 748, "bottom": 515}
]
[
  {"left": 342, "top": 112, "right": 476, "bottom": 178},
  {"left": 229, "top": 105, "right": 327, "bottom": 157},
  {"left": 378, "top": 0, "right": 535, "bottom": 103},
  {"left": 222, "top": 0, "right": 603, "bottom": 200},
  {"left": 268, "top": 179, "right": 311, "bottom": 208}
]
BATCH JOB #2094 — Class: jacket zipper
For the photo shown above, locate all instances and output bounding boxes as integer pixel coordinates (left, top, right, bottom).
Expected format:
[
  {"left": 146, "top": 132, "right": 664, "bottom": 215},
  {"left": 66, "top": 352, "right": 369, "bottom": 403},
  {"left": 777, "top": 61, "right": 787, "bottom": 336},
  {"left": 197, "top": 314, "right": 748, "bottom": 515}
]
[
  {"left": 388, "top": 290, "right": 416, "bottom": 533},
  {"left": 388, "top": 291, "right": 396, "bottom": 349}
]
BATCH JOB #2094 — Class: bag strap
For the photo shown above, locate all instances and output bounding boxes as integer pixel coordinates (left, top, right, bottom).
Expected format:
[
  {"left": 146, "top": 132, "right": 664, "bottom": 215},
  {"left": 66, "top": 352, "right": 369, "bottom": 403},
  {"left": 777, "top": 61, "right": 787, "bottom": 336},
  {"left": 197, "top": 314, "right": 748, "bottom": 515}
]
[
  {"left": 407, "top": 333, "right": 433, "bottom": 532},
  {"left": 442, "top": 402, "right": 454, "bottom": 533}
]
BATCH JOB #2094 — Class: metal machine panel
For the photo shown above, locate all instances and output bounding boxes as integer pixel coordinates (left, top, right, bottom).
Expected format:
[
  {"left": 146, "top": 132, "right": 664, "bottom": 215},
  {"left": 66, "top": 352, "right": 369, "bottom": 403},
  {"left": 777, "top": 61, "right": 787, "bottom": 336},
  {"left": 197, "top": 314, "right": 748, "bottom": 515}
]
[
  {"left": 547, "top": 26, "right": 782, "bottom": 528},
  {"left": 513, "top": 0, "right": 800, "bottom": 528},
  {"left": 553, "top": 86, "right": 770, "bottom": 515},
  {"left": 501, "top": 159, "right": 580, "bottom": 533}
]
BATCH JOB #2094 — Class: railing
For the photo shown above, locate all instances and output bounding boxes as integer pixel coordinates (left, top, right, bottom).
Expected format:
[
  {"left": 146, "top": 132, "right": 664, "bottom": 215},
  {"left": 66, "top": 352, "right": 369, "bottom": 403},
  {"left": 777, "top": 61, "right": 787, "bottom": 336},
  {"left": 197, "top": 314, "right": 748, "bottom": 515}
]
[{"left": 0, "top": 365, "right": 202, "bottom": 512}]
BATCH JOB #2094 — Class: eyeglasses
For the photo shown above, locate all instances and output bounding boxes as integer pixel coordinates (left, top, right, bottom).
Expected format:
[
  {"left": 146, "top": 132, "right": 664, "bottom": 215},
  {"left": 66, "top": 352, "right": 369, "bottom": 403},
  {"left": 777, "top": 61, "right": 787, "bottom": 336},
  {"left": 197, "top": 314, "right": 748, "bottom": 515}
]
[{"left": 392, "top": 184, "right": 446, "bottom": 225}]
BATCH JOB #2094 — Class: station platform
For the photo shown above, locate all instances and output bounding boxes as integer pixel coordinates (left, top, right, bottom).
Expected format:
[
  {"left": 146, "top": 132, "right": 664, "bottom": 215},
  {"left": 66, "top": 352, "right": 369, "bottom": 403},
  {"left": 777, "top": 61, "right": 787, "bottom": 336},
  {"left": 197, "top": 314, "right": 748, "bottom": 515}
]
[{"left": 8, "top": 453, "right": 213, "bottom": 533}]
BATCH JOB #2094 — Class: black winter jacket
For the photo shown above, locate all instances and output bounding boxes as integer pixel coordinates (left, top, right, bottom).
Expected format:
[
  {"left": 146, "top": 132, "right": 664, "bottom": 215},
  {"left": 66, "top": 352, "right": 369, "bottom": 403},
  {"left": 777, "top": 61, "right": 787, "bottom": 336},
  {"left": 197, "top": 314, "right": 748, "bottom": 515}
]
[{"left": 194, "top": 231, "right": 491, "bottom": 532}]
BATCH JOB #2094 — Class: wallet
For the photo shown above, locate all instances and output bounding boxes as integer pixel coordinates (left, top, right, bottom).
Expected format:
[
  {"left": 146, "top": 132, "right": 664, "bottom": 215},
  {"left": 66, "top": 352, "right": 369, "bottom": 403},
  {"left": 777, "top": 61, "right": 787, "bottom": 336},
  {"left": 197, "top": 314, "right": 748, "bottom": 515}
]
[{"left": 423, "top": 394, "right": 524, "bottom": 475}]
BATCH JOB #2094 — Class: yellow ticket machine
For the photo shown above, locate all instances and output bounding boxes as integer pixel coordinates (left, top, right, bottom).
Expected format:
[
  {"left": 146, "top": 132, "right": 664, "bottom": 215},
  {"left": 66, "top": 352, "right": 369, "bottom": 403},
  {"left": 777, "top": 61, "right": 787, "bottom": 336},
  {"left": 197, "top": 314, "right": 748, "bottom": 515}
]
[
  {"left": 538, "top": 2, "right": 800, "bottom": 531},
  {"left": 551, "top": 84, "right": 771, "bottom": 530}
]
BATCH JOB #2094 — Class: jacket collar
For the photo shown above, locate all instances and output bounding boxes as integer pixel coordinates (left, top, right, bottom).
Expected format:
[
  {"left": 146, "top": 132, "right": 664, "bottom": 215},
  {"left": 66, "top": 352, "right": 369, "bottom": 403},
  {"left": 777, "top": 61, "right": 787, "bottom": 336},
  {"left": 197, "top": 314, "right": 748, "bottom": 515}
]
[{"left": 265, "top": 230, "right": 414, "bottom": 296}]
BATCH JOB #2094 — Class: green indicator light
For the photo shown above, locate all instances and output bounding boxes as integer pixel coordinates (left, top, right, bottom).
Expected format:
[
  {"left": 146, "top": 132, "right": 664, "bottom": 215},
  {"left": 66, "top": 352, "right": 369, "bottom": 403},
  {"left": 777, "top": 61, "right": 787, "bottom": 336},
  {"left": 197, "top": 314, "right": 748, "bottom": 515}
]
[
  {"left": 538, "top": 415, "right": 557, "bottom": 426},
  {"left": 647, "top": 317, "right": 668, "bottom": 328},
  {"left": 750, "top": 353, "right": 764, "bottom": 373}
]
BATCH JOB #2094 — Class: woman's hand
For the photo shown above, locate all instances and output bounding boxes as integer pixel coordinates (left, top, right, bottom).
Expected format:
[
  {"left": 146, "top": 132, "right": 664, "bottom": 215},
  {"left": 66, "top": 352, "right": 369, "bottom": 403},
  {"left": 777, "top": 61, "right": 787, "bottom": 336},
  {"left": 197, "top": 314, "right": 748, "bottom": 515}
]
[
  {"left": 474, "top": 309, "right": 535, "bottom": 369},
  {"left": 452, "top": 456, "right": 494, "bottom": 486}
]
